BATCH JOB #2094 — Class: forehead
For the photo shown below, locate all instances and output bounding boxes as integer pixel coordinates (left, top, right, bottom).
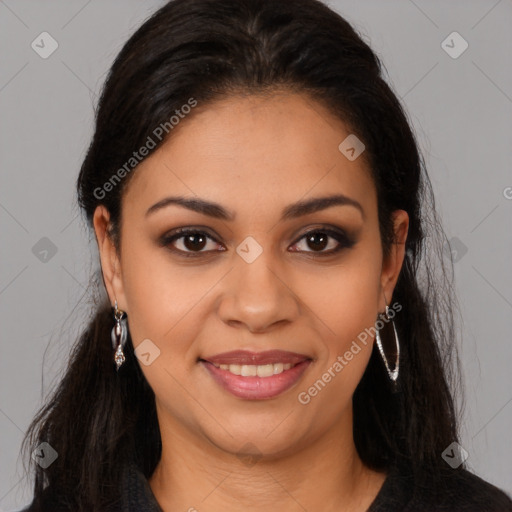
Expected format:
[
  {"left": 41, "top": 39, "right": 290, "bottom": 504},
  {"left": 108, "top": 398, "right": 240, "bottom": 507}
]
[{"left": 122, "top": 92, "right": 376, "bottom": 221}]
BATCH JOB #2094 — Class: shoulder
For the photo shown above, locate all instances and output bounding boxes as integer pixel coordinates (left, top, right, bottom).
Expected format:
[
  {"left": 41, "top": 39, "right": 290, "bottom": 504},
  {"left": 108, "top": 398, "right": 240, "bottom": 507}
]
[
  {"left": 18, "top": 487, "right": 123, "bottom": 512},
  {"left": 16, "top": 463, "right": 156, "bottom": 512},
  {"left": 429, "top": 468, "right": 512, "bottom": 511},
  {"left": 405, "top": 467, "right": 512, "bottom": 511},
  {"left": 16, "top": 493, "right": 70, "bottom": 512},
  {"left": 370, "top": 462, "right": 512, "bottom": 511}
]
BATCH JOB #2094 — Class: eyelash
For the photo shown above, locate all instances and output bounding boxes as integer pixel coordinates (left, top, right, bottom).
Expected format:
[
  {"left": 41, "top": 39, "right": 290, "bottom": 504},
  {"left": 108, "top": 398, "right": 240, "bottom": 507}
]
[{"left": 160, "top": 226, "right": 355, "bottom": 259}]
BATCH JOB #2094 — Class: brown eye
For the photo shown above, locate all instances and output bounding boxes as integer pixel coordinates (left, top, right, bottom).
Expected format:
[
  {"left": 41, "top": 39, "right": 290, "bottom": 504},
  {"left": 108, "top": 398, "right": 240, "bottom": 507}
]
[
  {"left": 181, "top": 232, "right": 208, "bottom": 251},
  {"left": 161, "top": 229, "right": 224, "bottom": 257},
  {"left": 305, "top": 232, "right": 330, "bottom": 251},
  {"left": 289, "top": 229, "right": 355, "bottom": 255},
  {"left": 160, "top": 226, "right": 354, "bottom": 259}
]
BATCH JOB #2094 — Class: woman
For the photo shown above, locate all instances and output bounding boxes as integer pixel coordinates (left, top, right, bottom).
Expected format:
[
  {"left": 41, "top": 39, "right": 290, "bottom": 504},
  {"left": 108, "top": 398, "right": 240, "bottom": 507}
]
[{"left": 21, "top": 0, "right": 512, "bottom": 510}]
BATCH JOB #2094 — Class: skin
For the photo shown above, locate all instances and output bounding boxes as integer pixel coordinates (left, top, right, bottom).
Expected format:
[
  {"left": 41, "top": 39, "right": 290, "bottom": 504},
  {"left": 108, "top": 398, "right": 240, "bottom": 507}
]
[{"left": 94, "top": 92, "right": 409, "bottom": 512}]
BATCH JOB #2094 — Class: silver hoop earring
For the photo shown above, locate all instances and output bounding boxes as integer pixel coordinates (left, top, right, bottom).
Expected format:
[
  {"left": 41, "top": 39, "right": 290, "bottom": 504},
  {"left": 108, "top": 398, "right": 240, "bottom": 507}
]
[
  {"left": 111, "top": 300, "right": 128, "bottom": 371},
  {"left": 375, "top": 305, "right": 400, "bottom": 382}
]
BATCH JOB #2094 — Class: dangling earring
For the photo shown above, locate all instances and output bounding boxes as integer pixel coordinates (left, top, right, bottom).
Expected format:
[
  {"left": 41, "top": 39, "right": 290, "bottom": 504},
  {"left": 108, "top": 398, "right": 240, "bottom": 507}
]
[
  {"left": 111, "top": 300, "right": 128, "bottom": 371},
  {"left": 375, "top": 304, "right": 400, "bottom": 383}
]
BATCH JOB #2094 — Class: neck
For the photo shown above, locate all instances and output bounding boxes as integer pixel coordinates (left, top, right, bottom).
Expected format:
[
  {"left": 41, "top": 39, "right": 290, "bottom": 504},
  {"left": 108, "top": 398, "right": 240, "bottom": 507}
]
[{"left": 148, "top": 404, "right": 387, "bottom": 512}]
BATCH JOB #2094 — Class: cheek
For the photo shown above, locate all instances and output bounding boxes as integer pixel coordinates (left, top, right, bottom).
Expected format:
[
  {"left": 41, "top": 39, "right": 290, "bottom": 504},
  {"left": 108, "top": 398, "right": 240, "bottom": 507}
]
[
  {"left": 119, "top": 236, "right": 208, "bottom": 366},
  {"left": 299, "top": 281, "right": 378, "bottom": 418},
  {"left": 298, "top": 242, "right": 382, "bottom": 397},
  {"left": 120, "top": 243, "right": 209, "bottom": 425},
  {"left": 308, "top": 253, "right": 382, "bottom": 348}
]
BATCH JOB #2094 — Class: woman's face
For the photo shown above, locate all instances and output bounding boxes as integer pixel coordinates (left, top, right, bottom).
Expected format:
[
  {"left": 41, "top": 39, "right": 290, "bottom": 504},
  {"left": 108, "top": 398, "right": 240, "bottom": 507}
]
[{"left": 95, "top": 92, "right": 408, "bottom": 459}]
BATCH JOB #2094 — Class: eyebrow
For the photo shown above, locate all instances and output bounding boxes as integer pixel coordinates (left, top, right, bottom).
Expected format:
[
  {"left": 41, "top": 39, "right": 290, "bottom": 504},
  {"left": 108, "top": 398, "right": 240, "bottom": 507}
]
[{"left": 145, "top": 193, "right": 364, "bottom": 221}]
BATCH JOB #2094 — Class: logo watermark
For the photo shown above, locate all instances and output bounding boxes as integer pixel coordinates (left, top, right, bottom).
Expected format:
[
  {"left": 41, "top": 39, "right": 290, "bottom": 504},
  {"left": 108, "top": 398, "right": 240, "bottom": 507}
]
[{"left": 297, "top": 301, "right": 402, "bottom": 405}]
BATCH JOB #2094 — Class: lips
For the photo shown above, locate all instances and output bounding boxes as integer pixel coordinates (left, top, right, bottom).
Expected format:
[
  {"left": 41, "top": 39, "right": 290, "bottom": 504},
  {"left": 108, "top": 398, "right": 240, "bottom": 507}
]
[
  {"left": 199, "top": 349, "right": 313, "bottom": 400},
  {"left": 201, "top": 349, "right": 310, "bottom": 366}
]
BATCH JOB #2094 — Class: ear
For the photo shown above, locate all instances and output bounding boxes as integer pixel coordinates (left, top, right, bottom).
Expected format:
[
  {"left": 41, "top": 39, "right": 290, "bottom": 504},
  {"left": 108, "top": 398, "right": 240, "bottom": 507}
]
[
  {"left": 379, "top": 209, "right": 409, "bottom": 311},
  {"left": 93, "top": 205, "right": 127, "bottom": 311}
]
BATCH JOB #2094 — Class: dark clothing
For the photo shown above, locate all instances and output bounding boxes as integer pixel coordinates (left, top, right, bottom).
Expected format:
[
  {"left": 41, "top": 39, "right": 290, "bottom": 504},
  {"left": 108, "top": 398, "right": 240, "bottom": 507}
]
[
  {"left": 22, "top": 460, "right": 512, "bottom": 511},
  {"left": 367, "top": 462, "right": 512, "bottom": 511}
]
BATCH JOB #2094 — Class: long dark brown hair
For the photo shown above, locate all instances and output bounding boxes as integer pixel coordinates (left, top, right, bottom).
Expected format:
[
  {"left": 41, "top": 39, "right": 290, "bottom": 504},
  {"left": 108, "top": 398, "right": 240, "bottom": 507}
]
[{"left": 22, "top": 0, "right": 464, "bottom": 509}]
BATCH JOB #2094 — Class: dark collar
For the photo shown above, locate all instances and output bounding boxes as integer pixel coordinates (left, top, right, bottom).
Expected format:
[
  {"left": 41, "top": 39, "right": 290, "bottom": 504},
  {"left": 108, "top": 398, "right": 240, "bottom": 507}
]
[{"left": 120, "top": 463, "right": 164, "bottom": 511}]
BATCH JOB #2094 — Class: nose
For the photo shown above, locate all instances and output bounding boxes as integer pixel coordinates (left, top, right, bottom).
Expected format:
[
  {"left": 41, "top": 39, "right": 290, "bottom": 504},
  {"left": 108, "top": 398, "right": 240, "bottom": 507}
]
[{"left": 216, "top": 249, "right": 300, "bottom": 333}]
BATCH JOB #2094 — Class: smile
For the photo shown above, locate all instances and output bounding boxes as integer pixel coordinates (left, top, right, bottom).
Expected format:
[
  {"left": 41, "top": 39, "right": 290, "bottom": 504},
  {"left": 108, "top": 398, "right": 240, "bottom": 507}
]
[
  {"left": 211, "top": 361, "right": 296, "bottom": 377},
  {"left": 200, "top": 358, "right": 312, "bottom": 400}
]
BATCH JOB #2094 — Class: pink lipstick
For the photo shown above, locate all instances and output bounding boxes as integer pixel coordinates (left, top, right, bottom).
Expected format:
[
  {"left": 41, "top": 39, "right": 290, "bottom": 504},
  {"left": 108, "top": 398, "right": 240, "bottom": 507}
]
[{"left": 200, "top": 350, "right": 312, "bottom": 400}]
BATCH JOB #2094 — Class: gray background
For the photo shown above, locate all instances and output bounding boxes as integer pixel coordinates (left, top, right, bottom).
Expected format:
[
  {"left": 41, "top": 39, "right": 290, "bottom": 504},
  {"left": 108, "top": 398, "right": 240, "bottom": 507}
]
[{"left": 1, "top": 0, "right": 511, "bottom": 510}]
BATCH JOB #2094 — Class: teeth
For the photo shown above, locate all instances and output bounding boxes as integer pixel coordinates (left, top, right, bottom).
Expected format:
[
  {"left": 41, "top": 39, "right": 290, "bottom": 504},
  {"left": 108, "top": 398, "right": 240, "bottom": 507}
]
[
  {"left": 214, "top": 362, "right": 294, "bottom": 376},
  {"left": 273, "top": 363, "right": 284, "bottom": 374}
]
